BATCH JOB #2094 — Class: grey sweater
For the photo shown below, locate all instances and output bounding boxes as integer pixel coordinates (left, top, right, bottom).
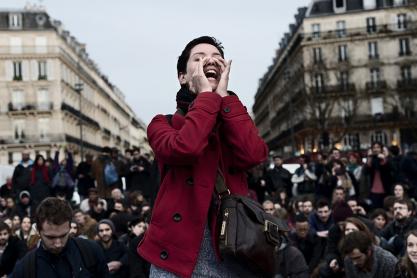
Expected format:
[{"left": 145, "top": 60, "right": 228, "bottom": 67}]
[{"left": 344, "top": 245, "right": 397, "bottom": 278}]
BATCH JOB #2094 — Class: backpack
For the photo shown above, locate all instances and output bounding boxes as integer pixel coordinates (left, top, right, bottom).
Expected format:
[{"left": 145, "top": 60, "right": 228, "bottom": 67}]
[
  {"left": 52, "top": 169, "right": 75, "bottom": 188},
  {"left": 23, "top": 238, "right": 97, "bottom": 278},
  {"left": 104, "top": 160, "right": 119, "bottom": 186}
]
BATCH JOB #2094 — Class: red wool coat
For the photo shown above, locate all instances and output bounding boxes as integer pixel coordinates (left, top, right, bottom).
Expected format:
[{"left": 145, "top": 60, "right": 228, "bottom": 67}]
[{"left": 138, "top": 92, "right": 268, "bottom": 277}]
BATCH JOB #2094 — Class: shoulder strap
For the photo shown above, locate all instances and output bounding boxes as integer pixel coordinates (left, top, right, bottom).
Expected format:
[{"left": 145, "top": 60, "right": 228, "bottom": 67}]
[
  {"left": 74, "top": 238, "right": 97, "bottom": 271},
  {"left": 23, "top": 249, "right": 37, "bottom": 278}
]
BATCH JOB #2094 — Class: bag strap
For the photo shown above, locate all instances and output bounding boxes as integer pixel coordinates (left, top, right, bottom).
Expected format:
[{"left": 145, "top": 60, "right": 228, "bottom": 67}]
[{"left": 215, "top": 170, "right": 230, "bottom": 196}]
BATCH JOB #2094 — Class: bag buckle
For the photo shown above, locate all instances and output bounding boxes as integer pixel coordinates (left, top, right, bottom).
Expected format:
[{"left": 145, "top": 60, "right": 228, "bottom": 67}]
[
  {"left": 264, "top": 220, "right": 279, "bottom": 233},
  {"left": 264, "top": 220, "right": 282, "bottom": 246}
]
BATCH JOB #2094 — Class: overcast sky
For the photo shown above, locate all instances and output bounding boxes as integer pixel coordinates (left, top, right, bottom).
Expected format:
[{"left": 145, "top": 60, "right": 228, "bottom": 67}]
[{"left": 3, "top": 0, "right": 310, "bottom": 124}]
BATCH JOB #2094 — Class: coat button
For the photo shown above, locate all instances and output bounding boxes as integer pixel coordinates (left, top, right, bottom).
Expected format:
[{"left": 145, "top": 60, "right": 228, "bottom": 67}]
[
  {"left": 173, "top": 213, "right": 182, "bottom": 222},
  {"left": 223, "top": 107, "right": 231, "bottom": 113},
  {"left": 186, "top": 177, "right": 194, "bottom": 185},
  {"left": 160, "top": 250, "right": 168, "bottom": 260}
]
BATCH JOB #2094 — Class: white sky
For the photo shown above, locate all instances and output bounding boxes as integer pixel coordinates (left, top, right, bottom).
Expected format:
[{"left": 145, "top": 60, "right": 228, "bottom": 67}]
[{"left": 2, "top": 0, "right": 310, "bottom": 124}]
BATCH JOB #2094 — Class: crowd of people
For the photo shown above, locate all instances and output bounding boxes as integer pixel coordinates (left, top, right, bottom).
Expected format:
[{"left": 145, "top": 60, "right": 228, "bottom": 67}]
[{"left": 0, "top": 140, "right": 416, "bottom": 277}]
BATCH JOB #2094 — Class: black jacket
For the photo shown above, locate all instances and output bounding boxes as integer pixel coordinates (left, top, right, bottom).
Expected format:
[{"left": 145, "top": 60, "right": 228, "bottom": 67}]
[
  {"left": 0, "top": 236, "right": 27, "bottom": 276},
  {"left": 10, "top": 238, "right": 109, "bottom": 278},
  {"left": 98, "top": 239, "right": 128, "bottom": 278}
]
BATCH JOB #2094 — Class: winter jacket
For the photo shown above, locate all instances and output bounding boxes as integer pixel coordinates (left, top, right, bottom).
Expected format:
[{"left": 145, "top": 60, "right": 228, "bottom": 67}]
[{"left": 138, "top": 92, "right": 268, "bottom": 277}]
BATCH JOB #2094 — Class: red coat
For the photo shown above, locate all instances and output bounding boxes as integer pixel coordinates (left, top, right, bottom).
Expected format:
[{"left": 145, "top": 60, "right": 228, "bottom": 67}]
[{"left": 138, "top": 92, "right": 268, "bottom": 277}]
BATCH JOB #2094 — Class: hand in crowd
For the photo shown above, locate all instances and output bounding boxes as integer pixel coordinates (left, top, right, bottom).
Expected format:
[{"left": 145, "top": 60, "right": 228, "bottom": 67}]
[{"left": 107, "top": 261, "right": 122, "bottom": 273}]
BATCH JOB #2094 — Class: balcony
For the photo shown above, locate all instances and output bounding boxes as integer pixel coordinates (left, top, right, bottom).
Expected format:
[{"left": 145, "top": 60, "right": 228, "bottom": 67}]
[
  {"left": 311, "top": 83, "right": 355, "bottom": 96},
  {"left": 0, "top": 134, "right": 64, "bottom": 145},
  {"left": 7, "top": 102, "right": 53, "bottom": 115},
  {"left": 397, "top": 79, "right": 417, "bottom": 92},
  {"left": 61, "top": 102, "right": 100, "bottom": 129},
  {"left": 365, "top": 81, "right": 387, "bottom": 93}
]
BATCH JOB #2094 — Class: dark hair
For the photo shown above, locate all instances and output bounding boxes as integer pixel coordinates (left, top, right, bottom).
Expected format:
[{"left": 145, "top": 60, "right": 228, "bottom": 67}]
[
  {"left": 36, "top": 197, "right": 73, "bottom": 231},
  {"left": 102, "top": 146, "right": 112, "bottom": 154},
  {"left": 340, "top": 230, "right": 373, "bottom": 256},
  {"left": 177, "top": 36, "right": 224, "bottom": 77},
  {"left": 0, "top": 221, "right": 10, "bottom": 234},
  {"left": 400, "top": 230, "right": 417, "bottom": 277},
  {"left": 316, "top": 198, "right": 330, "bottom": 210},
  {"left": 394, "top": 198, "right": 414, "bottom": 211},
  {"left": 389, "top": 145, "right": 400, "bottom": 156},
  {"left": 344, "top": 217, "right": 376, "bottom": 244},
  {"left": 295, "top": 213, "right": 308, "bottom": 223}
]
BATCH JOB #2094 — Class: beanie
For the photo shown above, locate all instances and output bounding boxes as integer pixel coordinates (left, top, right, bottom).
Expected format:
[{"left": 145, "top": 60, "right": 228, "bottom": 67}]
[
  {"left": 332, "top": 201, "right": 353, "bottom": 223},
  {"left": 19, "top": 190, "right": 30, "bottom": 199},
  {"left": 97, "top": 219, "right": 115, "bottom": 234}
]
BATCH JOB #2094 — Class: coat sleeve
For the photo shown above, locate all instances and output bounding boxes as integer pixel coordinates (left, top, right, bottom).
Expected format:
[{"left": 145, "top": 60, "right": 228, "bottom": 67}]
[
  {"left": 218, "top": 94, "right": 268, "bottom": 169},
  {"left": 147, "top": 92, "right": 222, "bottom": 165}
]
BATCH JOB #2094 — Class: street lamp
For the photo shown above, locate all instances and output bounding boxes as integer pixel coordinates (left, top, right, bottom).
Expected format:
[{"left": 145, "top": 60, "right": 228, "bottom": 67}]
[{"left": 75, "top": 82, "right": 84, "bottom": 162}]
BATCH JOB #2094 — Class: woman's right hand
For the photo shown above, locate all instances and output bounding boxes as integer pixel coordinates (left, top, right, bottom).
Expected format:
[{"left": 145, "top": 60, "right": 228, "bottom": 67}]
[{"left": 329, "top": 259, "right": 339, "bottom": 271}]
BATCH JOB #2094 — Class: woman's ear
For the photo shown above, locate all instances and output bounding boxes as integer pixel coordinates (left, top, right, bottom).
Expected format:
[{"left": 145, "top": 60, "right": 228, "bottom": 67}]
[{"left": 178, "top": 72, "right": 187, "bottom": 85}]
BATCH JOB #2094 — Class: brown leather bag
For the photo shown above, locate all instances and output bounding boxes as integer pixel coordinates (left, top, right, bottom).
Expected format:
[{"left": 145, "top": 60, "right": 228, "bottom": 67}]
[{"left": 216, "top": 174, "right": 289, "bottom": 277}]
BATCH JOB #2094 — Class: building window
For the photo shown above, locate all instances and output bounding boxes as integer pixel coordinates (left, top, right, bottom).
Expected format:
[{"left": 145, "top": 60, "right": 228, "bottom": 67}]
[
  {"left": 399, "top": 38, "right": 411, "bottom": 56},
  {"left": 9, "top": 13, "right": 22, "bottom": 29},
  {"left": 336, "top": 20, "right": 346, "bottom": 37},
  {"left": 335, "top": 0, "right": 345, "bottom": 8},
  {"left": 394, "top": 0, "right": 408, "bottom": 6},
  {"left": 13, "top": 120, "right": 25, "bottom": 141},
  {"left": 312, "top": 24, "right": 320, "bottom": 38},
  {"left": 397, "top": 13, "right": 407, "bottom": 29},
  {"left": 11, "top": 90, "right": 24, "bottom": 111},
  {"left": 401, "top": 65, "right": 412, "bottom": 81},
  {"left": 313, "top": 48, "right": 322, "bottom": 64},
  {"left": 366, "top": 17, "right": 377, "bottom": 33},
  {"left": 371, "top": 131, "right": 388, "bottom": 145},
  {"left": 344, "top": 133, "right": 360, "bottom": 150},
  {"left": 13, "top": 61, "right": 22, "bottom": 80},
  {"left": 340, "top": 71, "right": 349, "bottom": 90},
  {"left": 338, "top": 45, "right": 348, "bottom": 62},
  {"left": 368, "top": 41, "right": 379, "bottom": 59},
  {"left": 371, "top": 97, "right": 384, "bottom": 115},
  {"left": 38, "top": 61, "right": 47, "bottom": 80},
  {"left": 314, "top": 73, "right": 324, "bottom": 93},
  {"left": 38, "top": 118, "right": 49, "bottom": 140},
  {"left": 37, "top": 89, "right": 49, "bottom": 110}
]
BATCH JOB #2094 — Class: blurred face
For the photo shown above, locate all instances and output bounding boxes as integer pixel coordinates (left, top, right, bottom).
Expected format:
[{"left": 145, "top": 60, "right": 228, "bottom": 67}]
[
  {"left": 98, "top": 223, "right": 113, "bottom": 243},
  {"left": 332, "top": 150, "right": 341, "bottom": 160},
  {"left": 372, "top": 143, "right": 382, "bottom": 155},
  {"left": 111, "top": 189, "right": 122, "bottom": 200},
  {"left": 12, "top": 215, "right": 21, "bottom": 228},
  {"left": 22, "top": 153, "right": 30, "bottom": 162},
  {"left": 295, "top": 222, "right": 309, "bottom": 239},
  {"left": 37, "top": 157, "right": 44, "bottom": 166},
  {"left": 317, "top": 206, "right": 331, "bottom": 223},
  {"left": 74, "top": 212, "right": 85, "bottom": 225},
  {"left": 6, "top": 198, "right": 14, "bottom": 208},
  {"left": 88, "top": 191, "right": 98, "bottom": 201},
  {"left": 263, "top": 202, "right": 275, "bottom": 215},
  {"left": 21, "top": 217, "right": 31, "bottom": 232},
  {"left": 274, "top": 157, "right": 283, "bottom": 167},
  {"left": 394, "top": 185, "right": 405, "bottom": 199},
  {"left": 133, "top": 151, "right": 141, "bottom": 160},
  {"left": 69, "top": 222, "right": 78, "bottom": 238},
  {"left": 347, "top": 200, "right": 358, "bottom": 212},
  {"left": 334, "top": 189, "right": 345, "bottom": 202},
  {"left": 303, "top": 201, "right": 313, "bottom": 214},
  {"left": 407, "top": 234, "right": 417, "bottom": 264},
  {"left": 393, "top": 202, "right": 411, "bottom": 221},
  {"left": 344, "top": 222, "right": 359, "bottom": 235},
  {"left": 348, "top": 248, "right": 368, "bottom": 270},
  {"left": 349, "top": 155, "right": 358, "bottom": 164},
  {"left": 114, "top": 202, "right": 124, "bottom": 212},
  {"left": 132, "top": 222, "right": 147, "bottom": 237},
  {"left": 0, "top": 229, "right": 10, "bottom": 246},
  {"left": 39, "top": 221, "right": 70, "bottom": 255},
  {"left": 373, "top": 215, "right": 386, "bottom": 230},
  {"left": 179, "top": 43, "right": 223, "bottom": 92}
]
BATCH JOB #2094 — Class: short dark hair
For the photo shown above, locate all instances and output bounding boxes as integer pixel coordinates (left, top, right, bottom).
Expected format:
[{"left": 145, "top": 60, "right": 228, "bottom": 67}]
[
  {"left": 177, "top": 36, "right": 224, "bottom": 77},
  {"left": 295, "top": 213, "right": 308, "bottom": 223},
  {"left": 0, "top": 221, "right": 10, "bottom": 234},
  {"left": 36, "top": 197, "right": 73, "bottom": 231},
  {"left": 394, "top": 198, "right": 414, "bottom": 211},
  {"left": 316, "top": 198, "right": 330, "bottom": 210},
  {"left": 340, "top": 231, "right": 372, "bottom": 256}
]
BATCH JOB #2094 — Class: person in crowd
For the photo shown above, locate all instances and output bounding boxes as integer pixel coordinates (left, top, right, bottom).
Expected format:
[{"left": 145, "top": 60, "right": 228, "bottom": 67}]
[
  {"left": 92, "top": 147, "right": 118, "bottom": 199},
  {"left": 400, "top": 144, "right": 417, "bottom": 200},
  {"left": 107, "top": 188, "right": 125, "bottom": 213},
  {"left": 69, "top": 220, "right": 81, "bottom": 238},
  {"left": 14, "top": 216, "right": 39, "bottom": 250},
  {"left": 247, "top": 164, "right": 268, "bottom": 203},
  {"left": 126, "top": 148, "right": 152, "bottom": 199},
  {"left": 388, "top": 145, "right": 404, "bottom": 184},
  {"left": 301, "top": 197, "right": 314, "bottom": 217},
  {"left": 289, "top": 214, "right": 325, "bottom": 273},
  {"left": 380, "top": 198, "right": 417, "bottom": 256},
  {"left": 119, "top": 217, "right": 148, "bottom": 248},
  {"left": 11, "top": 197, "right": 109, "bottom": 277},
  {"left": 274, "top": 234, "right": 310, "bottom": 278},
  {"left": 275, "top": 187, "right": 290, "bottom": 210},
  {"left": 110, "top": 200, "right": 133, "bottom": 238},
  {"left": 292, "top": 155, "right": 317, "bottom": 196},
  {"left": 331, "top": 186, "right": 347, "bottom": 205},
  {"left": 29, "top": 154, "right": 51, "bottom": 208},
  {"left": 330, "top": 160, "right": 357, "bottom": 197},
  {"left": 15, "top": 190, "right": 33, "bottom": 219},
  {"left": 110, "top": 147, "right": 128, "bottom": 191},
  {"left": 11, "top": 150, "right": 33, "bottom": 197},
  {"left": 73, "top": 209, "right": 98, "bottom": 240},
  {"left": 51, "top": 147, "right": 75, "bottom": 200},
  {"left": 395, "top": 230, "right": 417, "bottom": 278},
  {"left": 0, "top": 177, "right": 13, "bottom": 199},
  {"left": 127, "top": 190, "right": 146, "bottom": 217},
  {"left": 340, "top": 231, "right": 397, "bottom": 278},
  {"left": 346, "top": 152, "right": 363, "bottom": 183},
  {"left": 89, "top": 199, "right": 109, "bottom": 222},
  {"left": 75, "top": 153, "right": 95, "bottom": 200},
  {"left": 266, "top": 155, "right": 292, "bottom": 199},
  {"left": 360, "top": 142, "right": 393, "bottom": 209},
  {"left": 343, "top": 217, "right": 378, "bottom": 244},
  {"left": 0, "top": 221, "right": 27, "bottom": 276},
  {"left": 11, "top": 214, "right": 21, "bottom": 232},
  {"left": 128, "top": 217, "right": 151, "bottom": 278},
  {"left": 3, "top": 196, "right": 17, "bottom": 218},
  {"left": 315, "top": 153, "right": 333, "bottom": 201},
  {"left": 308, "top": 199, "right": 333, "bottom": 238},
  {"left": 80, "top": 187, "right": 108, "bottom": 213},
  {"left": 138, "top": 36, "right": 267, "bottom": 277},
  {"left": 262, "top": 199, "right": 276, "bottom": 215},
  {"left": 393, "top": 183, "right": 408, "bottom": 200},
  {"left": 97, "top": 219, "right": 128, "bottom": 277},
  {"left": 370, "top": 208, "right": 389, "bottom": 235},
  {"left": 346, "top": 196, "right": 367, "bottom": 217}
]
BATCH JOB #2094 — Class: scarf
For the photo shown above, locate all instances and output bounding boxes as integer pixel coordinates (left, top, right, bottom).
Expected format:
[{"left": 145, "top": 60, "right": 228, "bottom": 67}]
[{"left": 176, "top": 86, "right": 196, "bottom": 114}]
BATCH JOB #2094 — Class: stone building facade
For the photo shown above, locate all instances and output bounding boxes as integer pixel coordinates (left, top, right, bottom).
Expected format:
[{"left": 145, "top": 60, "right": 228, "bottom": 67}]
[{"left": 253, "top": 0, "right": 417, "bottom": 156}]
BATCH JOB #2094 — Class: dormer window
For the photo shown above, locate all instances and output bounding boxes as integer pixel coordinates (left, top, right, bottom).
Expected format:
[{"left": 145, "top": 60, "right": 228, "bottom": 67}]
[
  {"left": 9, "top": 13, "right": 22, "bottom": 29},
  {"left": 334, "top": 0, "right": 346, "bottom": 13}
]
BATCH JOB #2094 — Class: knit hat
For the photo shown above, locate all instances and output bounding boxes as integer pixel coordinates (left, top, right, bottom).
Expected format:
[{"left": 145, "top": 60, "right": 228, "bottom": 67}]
[
  {"left": 19, "top": 190, "right": 30, "bottom": 199},
  {"left": 97, "top": 219, "right": 115, "bottom": 234},
  {"left": 332, "top": 201, "right": 353, "bottom": 223}
]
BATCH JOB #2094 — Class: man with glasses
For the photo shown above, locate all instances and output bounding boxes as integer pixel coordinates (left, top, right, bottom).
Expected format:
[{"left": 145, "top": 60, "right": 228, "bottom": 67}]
[{"left": 11, "top": 197, "right": 109, "bottom": 277}]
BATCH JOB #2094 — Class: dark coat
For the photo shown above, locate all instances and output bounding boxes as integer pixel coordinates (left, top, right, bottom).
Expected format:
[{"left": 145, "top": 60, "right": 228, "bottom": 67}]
[
  {"left": 126, "top": 158, "right": 152, "bottom": 198},
  {"left": 98, "top": 239, "right": 128, "bottom": 278},
  {"left": 12, "top": 162, "right": 33, "bottom": 196},
  {"left": 138, "top": 92, "right": 268, "bottom": 278},
  {"left": 76, "top": 161, "right": 95, "bottom": 198},
  {"left": 128, "top": 234, "right": 150, "bottom": 278},
  {"left": 380, "top": 217, "right": 417, "bottom": 256},
  {"left": 10, "top": 238, "right": 109, "bottom": 278},
  {"left": 360, "top": 156, "right": 392, "bottom": 198},
  {"left": 0, "top": 236, "right": 27, "bottom": 276},
  {"left": 275, "top": 244, "right": 310, "bottom": 278},
  {"left": 288, "top": 231, "right": 325, "bottom": 272}
]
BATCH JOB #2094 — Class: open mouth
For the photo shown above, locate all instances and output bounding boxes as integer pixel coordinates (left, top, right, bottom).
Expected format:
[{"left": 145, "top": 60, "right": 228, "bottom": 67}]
[{"left": 204, "top": 68, "right": 219, "bottom": 80}]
